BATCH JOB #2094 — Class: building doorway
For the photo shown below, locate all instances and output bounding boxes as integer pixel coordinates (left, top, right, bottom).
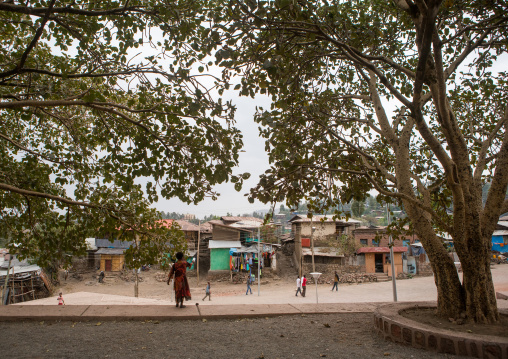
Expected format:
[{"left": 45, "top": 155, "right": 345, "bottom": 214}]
[
  {"left": 374, "top": 254, "right": 384, "bottom": 273},
  {"left": 105, "top": 259, "right": 112, "bottom": 272}
]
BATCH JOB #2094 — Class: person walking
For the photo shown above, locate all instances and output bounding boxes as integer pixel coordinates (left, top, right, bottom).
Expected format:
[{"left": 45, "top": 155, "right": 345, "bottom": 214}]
[
  {"left": 332, "top": 271, "right": 340, "bottom": 291},
  {"left": 246, "top": 274, "right": 253, "bottom": 295},
  {"left": 295, "top": 276, "right": 302, "bottom": 296},
  {"left": 167, "top": 252, "right": 193, "bottom": 308},
  {"left": 301, "top": 275, "right": 307, "bottom": 297},
  {"left": 202, "top": 281, "right": 211, "bottom": 301}
]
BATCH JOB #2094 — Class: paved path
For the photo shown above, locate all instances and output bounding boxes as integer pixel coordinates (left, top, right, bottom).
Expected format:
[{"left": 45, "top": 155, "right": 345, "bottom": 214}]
[{"left": 1, "top": 265, "right": 507, "bottom": 321}]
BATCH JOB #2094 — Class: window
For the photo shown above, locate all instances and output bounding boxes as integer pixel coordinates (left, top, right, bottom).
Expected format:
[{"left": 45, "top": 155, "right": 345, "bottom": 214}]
[
  {"left": 403, "top": 240, "right": 410, "bottom": 247},
  {"left": 373, "top": 239, "right": 380, "bottom": 247},
  {"left": 360, "top": 239, "right": 368, "bottom": 246}
]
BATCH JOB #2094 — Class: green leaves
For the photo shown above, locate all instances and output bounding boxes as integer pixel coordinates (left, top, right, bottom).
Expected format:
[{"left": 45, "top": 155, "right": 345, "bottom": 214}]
[{"left": 0, "top": 0, "right": 244, "bottom": 266}]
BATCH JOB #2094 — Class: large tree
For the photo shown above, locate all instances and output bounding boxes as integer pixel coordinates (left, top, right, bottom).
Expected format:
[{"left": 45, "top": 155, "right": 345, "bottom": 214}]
[
  {"left": 0, "top": 0, "right": 247, "bottom": 266},
  {"left": 209, "top": 0, "right": 508, "bottom": 323}
]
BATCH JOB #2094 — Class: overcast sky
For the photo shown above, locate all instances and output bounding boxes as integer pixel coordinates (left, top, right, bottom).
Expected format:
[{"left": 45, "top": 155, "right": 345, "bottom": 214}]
[{"left": 152, "top": 93, "right": 274, "bottom": 219}]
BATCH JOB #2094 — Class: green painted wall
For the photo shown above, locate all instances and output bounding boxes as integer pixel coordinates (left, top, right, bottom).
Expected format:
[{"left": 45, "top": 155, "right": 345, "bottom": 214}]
[{"left": 210, "top": 248, "right": 230, "bottom": 271}]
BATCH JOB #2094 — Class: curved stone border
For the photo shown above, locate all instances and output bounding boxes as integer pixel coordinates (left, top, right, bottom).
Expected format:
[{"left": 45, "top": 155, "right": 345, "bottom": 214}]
[{"left": 374, "top": 301, "right": 508, "bottom": 358}]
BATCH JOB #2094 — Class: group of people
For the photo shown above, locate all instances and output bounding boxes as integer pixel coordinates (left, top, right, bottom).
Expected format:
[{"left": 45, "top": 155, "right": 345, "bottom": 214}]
[
  {"left": 167, "top": 252, "right": 343, "bottom": 307},
  {"left": 295, "top": 271, "right": 341, "bottom": 297},
  {"left": 295, "top": 275, "right": 307, "bottom": 296}
]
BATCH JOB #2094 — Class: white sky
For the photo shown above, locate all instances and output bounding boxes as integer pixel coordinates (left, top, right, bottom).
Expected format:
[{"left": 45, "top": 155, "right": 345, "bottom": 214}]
[{"left": 152, "top": 93, "right": 274, "bottom": 219}]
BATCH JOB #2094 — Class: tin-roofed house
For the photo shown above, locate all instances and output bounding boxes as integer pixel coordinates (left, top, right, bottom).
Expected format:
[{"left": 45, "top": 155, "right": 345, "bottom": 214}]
[
  {"left": 353, "top": 226, "right": 424, "bottom": 277},
  {"left": 207, "top": 217, "right": 277, "bottom": 277},
  {"left": 95, "top": 239, "right": 133, "bottom": 272}
]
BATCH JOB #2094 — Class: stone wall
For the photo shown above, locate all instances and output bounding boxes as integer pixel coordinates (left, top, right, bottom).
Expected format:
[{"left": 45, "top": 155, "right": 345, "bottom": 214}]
[
  {"left": 374, "top": 302, "right": 508, "bottom": 359},
  {"left": 301, "top": 263, "right": 368, "bottom": 284}
]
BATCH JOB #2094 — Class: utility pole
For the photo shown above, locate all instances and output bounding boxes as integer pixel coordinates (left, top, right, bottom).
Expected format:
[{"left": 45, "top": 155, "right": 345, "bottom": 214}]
[
  {"left": 197, "top": 220, "right": 200, "bottom": 285},
  {"left": 387, "top": 204, "right": 398, "bottom": 302},
  {"left": 1, "top": 254, "right": 13, "bottom": 305},
  {"left": 257, "top": 227, "right": 261, "bottom": 296},
  {"left": 310, "top": 217, "right": 316, "bottom": 273}
]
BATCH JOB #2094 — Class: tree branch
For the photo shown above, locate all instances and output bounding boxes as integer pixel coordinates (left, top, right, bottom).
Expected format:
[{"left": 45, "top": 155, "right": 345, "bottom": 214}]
[
  {"left": 0, "top": 2, "right": 155, "bottom": 17},
  {"left": 474, "top": 106, "right": 508, "bottom": 181}
]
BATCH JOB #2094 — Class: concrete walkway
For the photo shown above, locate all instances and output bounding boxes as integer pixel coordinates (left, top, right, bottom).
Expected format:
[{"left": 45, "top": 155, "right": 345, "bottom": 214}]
[{"left": 1, "top": 265, "right": 507, "bottom": 321}]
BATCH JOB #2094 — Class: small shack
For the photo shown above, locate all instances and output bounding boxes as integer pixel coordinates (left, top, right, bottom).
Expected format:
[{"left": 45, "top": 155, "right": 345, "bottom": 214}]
[
  {"left": 209, "top": 240, "right": 241, "bottom": 272},
  {"left": 95, "top": 248, "right": 126, "bottom": 272},
  {"left": 356, "top": 246, "right": 407, "bottom": 276},
  {"left": 95, "top": 239, "right": 132, "bottom": 272},
  {"left": 0, "top": 256, "right": 52, "bottom": 304}
]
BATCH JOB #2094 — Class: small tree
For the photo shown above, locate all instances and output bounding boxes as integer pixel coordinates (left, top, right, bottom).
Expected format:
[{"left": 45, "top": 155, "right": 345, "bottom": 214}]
[
  {"left": 124, "top": 221, "right": 186, "bottom": 298},
  {"left": 351, "top": 200, "right": 366, "bottom": 218},
  {"left": 324, "top": 234, "right": 361, "bottom": 258}
]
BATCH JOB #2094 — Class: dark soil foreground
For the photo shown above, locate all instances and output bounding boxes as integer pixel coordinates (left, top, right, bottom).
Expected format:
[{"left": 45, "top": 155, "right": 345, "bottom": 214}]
[
  {"left": 401, "top": 307, "right": 508, "bottom": 337},
  {"left": 1, "top": 313, "right": 469, "bottom": 359}
]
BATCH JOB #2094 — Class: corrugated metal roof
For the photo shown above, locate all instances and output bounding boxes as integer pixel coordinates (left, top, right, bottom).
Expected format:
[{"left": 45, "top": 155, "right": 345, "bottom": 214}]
[
  {"left": 289, "top": 215, "right": 361, "bottom": 224},
  {"left": 208, "top": 219, "right": 224, "bottom": 225},
  {"left": 200, "top": 222, "right": 213, "bottom": 233},
  {"left": 0, "top": 257, "right": 30, "bottom": 269},
  {"left": 357, "top": 246, "right": 407, "bottom": 254},
  {"left": 96, "top": 239, "right": 133, "bottom": 249},
  {"left": 230, "top": 220, "right": 264, "bottom": 228},
  {"left": 95, "top": 248, "right": 126, "bottom": 255},
  {"left": 302, "top": 247, "right": 344, "bottom": 257},
  {"left": 208, "top": 240, "right": 242, "bottom": 249},
  {"left": 0, "top": 265, "right": 41, "bottom": 276},
  {"left": 221, "top": 216, "right": 264, "bottom": 223},
  {"left": 175, "top": 219, "right": 200, "bottom": 232},
  {"left": 493, "top": 230, "right": 508, "bottom": 236}
]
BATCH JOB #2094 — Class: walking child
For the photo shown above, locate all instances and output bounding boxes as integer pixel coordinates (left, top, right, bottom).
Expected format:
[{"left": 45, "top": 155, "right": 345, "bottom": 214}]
[
  {"left": 202, "top": 281, "right": 211, "bottom": 301},
  {"left": 331, "top": 271, "right": 340, "bottom": 291},
  {"left": 246, "top": 274, "right": 253, "bottom": 295}
]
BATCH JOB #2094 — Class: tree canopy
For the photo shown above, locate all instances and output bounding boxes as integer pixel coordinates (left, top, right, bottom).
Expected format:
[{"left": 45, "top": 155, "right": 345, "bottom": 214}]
[
  {"left": 206, "top": 0, "right": 508, "bottom": 323},
  {"left": 0, "top": 0, "right": 248, "bottom": 267}
]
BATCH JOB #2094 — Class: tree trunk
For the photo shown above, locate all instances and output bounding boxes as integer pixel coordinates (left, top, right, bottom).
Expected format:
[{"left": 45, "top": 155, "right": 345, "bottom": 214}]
[
  {"left": 430, "top": 254, "right": 465, "bottom": 318},
  {"left": 404, "top": 202, "right": 466, "bottom": 319},
  {"left": 460, "top": 244, "right": 499, "bottom": 323}
]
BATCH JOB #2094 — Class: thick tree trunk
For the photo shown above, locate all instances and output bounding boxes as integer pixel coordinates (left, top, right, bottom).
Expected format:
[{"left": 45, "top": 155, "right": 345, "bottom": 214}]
[
  {"left": 462, "top": 258, "right": 498, "bottom": 323},
  {"left": 404, "top": 203, "right": 465, "bottom": 319},
  {"left": 430, "top": 254, "right": 466, "bottom": 318},
  {"left": 421, "top": 236, "right": 465, "bottom": 318}
]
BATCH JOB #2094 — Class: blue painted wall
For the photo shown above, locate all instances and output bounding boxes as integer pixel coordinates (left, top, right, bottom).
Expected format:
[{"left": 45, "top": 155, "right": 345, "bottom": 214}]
[{"left": 492, "top": 235, "right": 507, "bottom": 254}]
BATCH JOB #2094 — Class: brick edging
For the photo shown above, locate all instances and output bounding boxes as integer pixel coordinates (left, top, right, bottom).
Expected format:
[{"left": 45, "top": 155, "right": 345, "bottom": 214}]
[{"left": 373, "top": 301, "right": 508, "bottom": 358}]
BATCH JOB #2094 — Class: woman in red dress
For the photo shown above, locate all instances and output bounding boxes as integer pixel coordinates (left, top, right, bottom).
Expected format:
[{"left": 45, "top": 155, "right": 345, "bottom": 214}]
[{"left": 167, "top": 252, "right": 192, "bottom": 308}]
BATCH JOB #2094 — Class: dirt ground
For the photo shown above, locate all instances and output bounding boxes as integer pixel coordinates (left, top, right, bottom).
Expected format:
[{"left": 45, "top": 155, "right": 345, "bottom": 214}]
[
  {"left": 0, "top": 313, "right": 470, "bottom": 359},
  {"left": 401, "top": 307, "right": 508, "bottom": 338},
  {"left": 57, "top": 269, "right": 294, "bottom": 301},
  {"left": 4, "top": 267, "right": 507, "bottom": 357}
]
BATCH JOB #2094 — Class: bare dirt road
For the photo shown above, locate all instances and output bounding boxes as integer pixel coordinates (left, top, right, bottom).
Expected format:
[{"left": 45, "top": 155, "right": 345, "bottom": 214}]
[{"left": 0, "top": 313, "right": 471, "bottom": 359}]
